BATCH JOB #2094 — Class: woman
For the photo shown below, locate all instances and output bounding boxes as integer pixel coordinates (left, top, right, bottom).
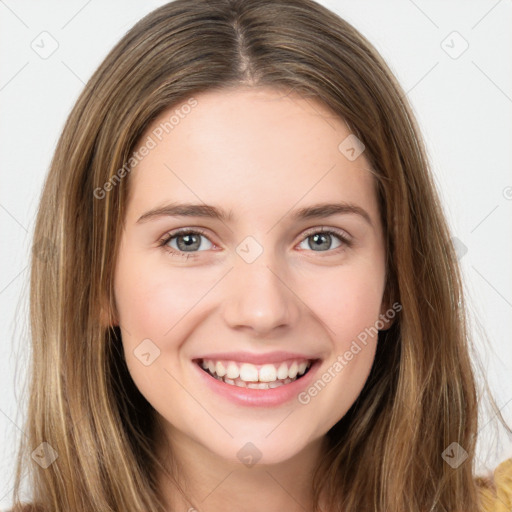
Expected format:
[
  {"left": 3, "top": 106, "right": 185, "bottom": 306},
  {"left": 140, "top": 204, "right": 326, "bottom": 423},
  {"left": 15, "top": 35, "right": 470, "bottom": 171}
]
[{"left": 9, "top": 0, "right": 511, "bottom": 510}]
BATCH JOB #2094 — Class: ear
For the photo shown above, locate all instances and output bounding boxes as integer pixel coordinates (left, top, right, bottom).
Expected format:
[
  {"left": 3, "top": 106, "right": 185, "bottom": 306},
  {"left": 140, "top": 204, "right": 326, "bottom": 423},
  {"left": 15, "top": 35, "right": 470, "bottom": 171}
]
[
  {"left": 99, "top": 293, "right": 118, "bottom": 329},
  {"left": 378, "top": 289, "right": 398, "bottom": 332},
  {"left": 378, "top": 301, "right": 395, "bottom": 331}
]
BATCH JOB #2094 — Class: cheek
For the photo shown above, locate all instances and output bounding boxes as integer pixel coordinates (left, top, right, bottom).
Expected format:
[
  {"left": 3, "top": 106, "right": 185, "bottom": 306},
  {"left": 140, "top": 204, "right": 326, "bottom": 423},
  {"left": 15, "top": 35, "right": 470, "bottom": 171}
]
[
  {"left": 297, "top": 268, "right": 382, "bottom": 426},
  {"left": 113, "top": 257, "right": 199, "bottom": 412},
  {"left": 114, "top": 253, "right": 208, "bottom": 340},
  {"left": 297, "top": 264, "right": 385, "bottom": 345},
  {"left": 301, "top": 266, "right": 383, "bottom": 423}
]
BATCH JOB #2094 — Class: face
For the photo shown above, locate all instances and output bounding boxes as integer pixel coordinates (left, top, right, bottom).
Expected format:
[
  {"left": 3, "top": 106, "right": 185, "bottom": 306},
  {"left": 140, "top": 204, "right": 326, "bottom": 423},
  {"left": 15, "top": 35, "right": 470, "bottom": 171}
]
[{"left": 112, "top": 86, "right": 390, "bottom": 467}]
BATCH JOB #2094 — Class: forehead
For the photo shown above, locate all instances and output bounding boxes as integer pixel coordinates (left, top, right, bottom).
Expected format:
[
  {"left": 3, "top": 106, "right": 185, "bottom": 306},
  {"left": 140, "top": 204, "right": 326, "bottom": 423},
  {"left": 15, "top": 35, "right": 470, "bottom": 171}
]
[{"left": 125, "top": 86, "right": 378, "bottom": 225}]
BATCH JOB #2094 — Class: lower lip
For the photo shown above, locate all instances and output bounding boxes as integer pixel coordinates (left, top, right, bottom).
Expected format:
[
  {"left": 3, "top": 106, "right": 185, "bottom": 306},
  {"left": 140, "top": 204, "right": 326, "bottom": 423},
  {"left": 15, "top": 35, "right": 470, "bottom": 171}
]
[{"left": 191, "top": 359, "right": 321, "bottom": 407}]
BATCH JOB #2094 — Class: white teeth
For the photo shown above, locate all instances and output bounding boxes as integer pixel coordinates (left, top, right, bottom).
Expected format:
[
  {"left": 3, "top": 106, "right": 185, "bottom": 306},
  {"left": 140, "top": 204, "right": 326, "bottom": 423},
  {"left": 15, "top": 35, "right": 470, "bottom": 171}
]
[
  {"left": 259, "top": 364, "right": 277, "bottom": 382},
  {"left": 211, "top": 375, "right": 298, "bottom": 389},
  {"left": 277, "top": 362, "right": 289, "bottom": 380},
  {"left": 226, "top": 362, "right": 240, "bottom": 379},
  {"left": 246, "top": 382, "right": 276, "bottom": 390},
  {"left": 239, "top": 363, "right": 259, "bottom": 382},
  {"left": 215, "top": 361, "right": 227, "bottom": 377},
  {"left": 199, "top": 358, "right": 313, "bottom": 385}
]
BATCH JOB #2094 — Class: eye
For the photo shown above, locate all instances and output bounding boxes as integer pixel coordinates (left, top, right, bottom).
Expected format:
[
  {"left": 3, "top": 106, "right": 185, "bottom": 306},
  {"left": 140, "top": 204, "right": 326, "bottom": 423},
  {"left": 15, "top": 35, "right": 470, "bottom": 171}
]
[
  {"left": 297, "top": 227, "right": 352, "bottom": 253},
  {"left": 158, "top": 228, "right": 214, "bottom": 258},
  {"left": 158, "top": 226, "right": 352, "bottom": 259}
]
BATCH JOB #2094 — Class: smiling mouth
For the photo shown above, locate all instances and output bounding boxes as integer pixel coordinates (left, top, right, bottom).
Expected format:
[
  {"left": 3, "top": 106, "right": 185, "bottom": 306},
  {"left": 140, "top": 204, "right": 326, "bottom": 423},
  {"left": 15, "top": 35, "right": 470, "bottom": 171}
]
[{"left": 194, "top": 358, "right": 315, "bottom": 390}]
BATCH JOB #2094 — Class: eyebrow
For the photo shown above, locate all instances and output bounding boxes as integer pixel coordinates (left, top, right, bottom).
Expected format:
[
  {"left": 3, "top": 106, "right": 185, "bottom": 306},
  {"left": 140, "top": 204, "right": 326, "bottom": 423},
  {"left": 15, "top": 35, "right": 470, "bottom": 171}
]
[{"left": 136, "top": 201, "right": 373, "bottom": 227}]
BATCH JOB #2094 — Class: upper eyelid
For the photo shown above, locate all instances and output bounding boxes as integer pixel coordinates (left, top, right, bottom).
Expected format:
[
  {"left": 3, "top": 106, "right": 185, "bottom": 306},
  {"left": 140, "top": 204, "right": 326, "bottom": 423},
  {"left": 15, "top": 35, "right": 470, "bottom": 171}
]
[{"left": 301, "top": 226, "right": 351, "bottom": 239}]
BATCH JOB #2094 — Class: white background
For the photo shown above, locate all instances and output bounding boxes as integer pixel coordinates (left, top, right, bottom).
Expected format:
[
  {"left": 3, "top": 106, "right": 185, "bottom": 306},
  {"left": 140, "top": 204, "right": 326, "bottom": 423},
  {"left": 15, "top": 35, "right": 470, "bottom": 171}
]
[{"left": 1, "top": 0, "right": 511, "bottom": 507}]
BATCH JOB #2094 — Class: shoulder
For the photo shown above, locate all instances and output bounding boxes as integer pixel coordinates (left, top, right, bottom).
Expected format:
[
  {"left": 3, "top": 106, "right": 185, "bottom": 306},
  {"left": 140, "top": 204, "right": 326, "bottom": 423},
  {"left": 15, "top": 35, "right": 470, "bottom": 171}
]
[{"left": 475, "top": 457, "right": 512, "bottom": 511}]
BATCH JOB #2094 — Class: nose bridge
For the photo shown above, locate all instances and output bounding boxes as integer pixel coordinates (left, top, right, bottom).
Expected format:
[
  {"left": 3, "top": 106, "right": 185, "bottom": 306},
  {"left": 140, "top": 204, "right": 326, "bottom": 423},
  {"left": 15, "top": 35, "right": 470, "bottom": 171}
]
[{"left": 221, "top": 237, "right": 300, "bottom": 334}]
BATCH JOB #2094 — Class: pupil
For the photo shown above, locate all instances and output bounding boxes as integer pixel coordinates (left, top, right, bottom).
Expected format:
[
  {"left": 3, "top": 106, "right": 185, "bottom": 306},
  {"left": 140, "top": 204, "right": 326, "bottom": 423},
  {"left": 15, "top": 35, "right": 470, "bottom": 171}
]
[
  {"left": 178, "top": 234, "right": 200, "bottom": 251},
  {"left": 311, "top": 233, "right": 330, "bottom": 250}
]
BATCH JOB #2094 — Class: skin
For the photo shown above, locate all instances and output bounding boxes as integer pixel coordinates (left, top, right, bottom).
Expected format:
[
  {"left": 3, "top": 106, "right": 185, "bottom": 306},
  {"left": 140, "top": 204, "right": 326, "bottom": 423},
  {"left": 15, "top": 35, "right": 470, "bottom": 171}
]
[{"left": 112, "top": 86, "right": 392, "bottom": 511}]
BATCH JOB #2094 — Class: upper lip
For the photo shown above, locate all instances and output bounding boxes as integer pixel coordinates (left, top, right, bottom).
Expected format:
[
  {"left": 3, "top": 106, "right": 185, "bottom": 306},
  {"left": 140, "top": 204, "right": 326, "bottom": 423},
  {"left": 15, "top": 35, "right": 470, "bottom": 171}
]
[{"left": 193, "top": 351, "right": 320, "bottom": 365}]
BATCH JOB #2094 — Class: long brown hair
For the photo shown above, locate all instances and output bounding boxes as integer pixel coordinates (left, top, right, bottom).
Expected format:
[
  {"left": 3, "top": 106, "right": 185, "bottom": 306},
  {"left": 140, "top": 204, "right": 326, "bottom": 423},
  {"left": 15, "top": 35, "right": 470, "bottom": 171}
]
[{"left": 11, "top": 0, "right": 509, "bottom": 510}]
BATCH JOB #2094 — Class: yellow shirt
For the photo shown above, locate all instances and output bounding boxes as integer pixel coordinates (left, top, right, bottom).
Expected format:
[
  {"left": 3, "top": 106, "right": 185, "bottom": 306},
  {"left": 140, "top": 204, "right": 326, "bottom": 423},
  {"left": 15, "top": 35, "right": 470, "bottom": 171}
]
[{"left": 476, "top": 458, "right": 512, "bottom": 511}]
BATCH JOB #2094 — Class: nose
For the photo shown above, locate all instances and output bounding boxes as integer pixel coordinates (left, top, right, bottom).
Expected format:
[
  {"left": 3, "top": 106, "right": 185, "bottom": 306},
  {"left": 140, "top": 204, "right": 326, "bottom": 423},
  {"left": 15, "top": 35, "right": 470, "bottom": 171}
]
[{"left": 221, "top": 252, "right": 301, "bottom": 336}]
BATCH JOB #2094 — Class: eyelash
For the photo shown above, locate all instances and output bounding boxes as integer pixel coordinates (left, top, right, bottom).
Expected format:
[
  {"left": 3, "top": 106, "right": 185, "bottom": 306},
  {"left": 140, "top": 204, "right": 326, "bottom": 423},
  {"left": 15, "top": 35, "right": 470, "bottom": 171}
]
[{"left": 158, "top": 227, "right": 352, "bottom": 260}]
